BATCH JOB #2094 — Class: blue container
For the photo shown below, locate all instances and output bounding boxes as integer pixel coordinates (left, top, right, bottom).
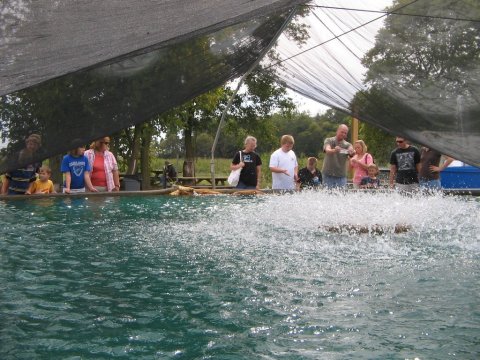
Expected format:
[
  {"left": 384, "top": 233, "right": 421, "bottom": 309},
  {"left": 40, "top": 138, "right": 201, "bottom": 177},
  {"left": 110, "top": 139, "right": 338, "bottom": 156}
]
[{"left": 441, "top": 165, "right": 480, "bottom": 189}]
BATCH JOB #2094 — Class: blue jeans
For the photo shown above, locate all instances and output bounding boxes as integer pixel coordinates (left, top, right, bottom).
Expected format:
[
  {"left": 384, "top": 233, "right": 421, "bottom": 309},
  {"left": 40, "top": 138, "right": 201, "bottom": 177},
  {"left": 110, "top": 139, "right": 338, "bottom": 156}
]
[
  {"left": 323, "top": 175, "right": 347, "bottom": 189},
  {"left": 236, "top": 181, "right": 256, "bottom": 190},
  {"left": 419, "top": 179, "right": 441, "bottom": 190}
]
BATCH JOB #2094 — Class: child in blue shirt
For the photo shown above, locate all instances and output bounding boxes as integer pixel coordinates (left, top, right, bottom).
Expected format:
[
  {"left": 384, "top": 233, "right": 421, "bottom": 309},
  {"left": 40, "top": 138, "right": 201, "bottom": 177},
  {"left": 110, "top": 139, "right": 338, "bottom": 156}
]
[{"left": 61, "top": 146, "right": 96, "bottom": 193}]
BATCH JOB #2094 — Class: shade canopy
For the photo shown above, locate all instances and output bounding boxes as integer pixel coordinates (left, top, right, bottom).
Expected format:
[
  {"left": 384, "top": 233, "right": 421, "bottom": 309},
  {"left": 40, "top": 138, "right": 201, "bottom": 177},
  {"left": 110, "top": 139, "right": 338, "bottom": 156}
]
[
  {"left": 273, "top": 0, "right": 480, "bottom": 166},
  {"left": 1, "top": 0, "right": 479, "bottom": 172}
]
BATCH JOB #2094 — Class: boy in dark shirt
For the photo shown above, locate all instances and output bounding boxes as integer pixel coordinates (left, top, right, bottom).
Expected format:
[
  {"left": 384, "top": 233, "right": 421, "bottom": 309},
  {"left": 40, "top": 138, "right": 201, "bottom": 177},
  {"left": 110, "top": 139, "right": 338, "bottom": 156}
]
[
  {"left": 297, "top": 157, "right": 322, "bottom": 189},
  {"left": 360, "top": 164, "right": 381, "bottom": 189}
]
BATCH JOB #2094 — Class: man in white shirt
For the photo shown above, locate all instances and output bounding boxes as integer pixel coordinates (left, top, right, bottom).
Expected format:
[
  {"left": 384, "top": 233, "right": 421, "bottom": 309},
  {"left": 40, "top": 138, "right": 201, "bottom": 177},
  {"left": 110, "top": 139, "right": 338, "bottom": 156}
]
[{"left": 269, "top": 135, "right": 298, "bottom": 190}]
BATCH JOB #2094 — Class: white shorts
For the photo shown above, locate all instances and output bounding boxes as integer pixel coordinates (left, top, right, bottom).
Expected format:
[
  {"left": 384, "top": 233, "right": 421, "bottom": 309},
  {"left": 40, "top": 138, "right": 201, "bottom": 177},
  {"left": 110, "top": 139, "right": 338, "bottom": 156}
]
[{"left": 63, "top": 187, "right": 86, "bottom": 193}]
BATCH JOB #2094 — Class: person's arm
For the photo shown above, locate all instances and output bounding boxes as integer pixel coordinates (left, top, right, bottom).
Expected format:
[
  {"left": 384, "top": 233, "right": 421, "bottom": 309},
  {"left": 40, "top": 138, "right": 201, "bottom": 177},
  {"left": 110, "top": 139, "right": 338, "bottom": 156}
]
[
  {"left": 349, "top": 157, "right": 355, "bottom": 169},
  {"left": 50, "top": 181, "right": 56, "bottom": 194},
  {"left": 414, "top": 148, "right": 421, "bottom": 174},
  {"left": 416, "top": 162, "right": 421, "bottom": 174},
  {"left": 347, "top": 144, "right": 355, "bottom": 157},
  {"left": 1, "top": 176, "right": 9, "bottom": 194},
  {"left": 25, "top": 182, "right": 35, "bottom": 195},
  {"left": 230, "top": 152, "right": 244, "bottom": 171},
  {"left": 293, "top": 165, "right": 299, "bottom": 182},
  {"left": 64, "top": 172, "right": 71, "bottom": 193},
  {"left": 430, "top": 156, "right": 454, "bottom": 173},
  {"left": 270, "top": 166, "right": 289, "bottom": 176},
  {"left": 112, "top": 170, "right": 120, "bottom": 191},
  {"left": 84, "top": 171, "right": 98, "bottom": 192},
  {"left": 256, "top": 165, "right": 261, "bottom": 190},
  {"left": 269, "top": 153, "right": 289, "bottom": 175},
  {"left": 389, "top": 164, "right": 397, "bottom": 189},
  {"left": 324, "top": 142, "right": 338, "bottom": 155},
  {"left": 230, "top": 162, "right": 244, "bottom": 171}
]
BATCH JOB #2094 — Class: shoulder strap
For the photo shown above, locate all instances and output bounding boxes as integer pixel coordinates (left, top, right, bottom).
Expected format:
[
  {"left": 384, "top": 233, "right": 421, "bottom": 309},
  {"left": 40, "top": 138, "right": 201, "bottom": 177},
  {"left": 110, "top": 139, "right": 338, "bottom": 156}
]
[{"left": 239, "top": 151, "right": 242, "bottom": 162}]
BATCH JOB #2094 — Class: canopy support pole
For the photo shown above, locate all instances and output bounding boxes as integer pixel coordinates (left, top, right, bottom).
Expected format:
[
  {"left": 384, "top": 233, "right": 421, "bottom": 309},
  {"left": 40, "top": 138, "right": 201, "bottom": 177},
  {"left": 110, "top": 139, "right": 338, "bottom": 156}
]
[{"left": 210, "top": 7, "right": 298, "bottom": 189}]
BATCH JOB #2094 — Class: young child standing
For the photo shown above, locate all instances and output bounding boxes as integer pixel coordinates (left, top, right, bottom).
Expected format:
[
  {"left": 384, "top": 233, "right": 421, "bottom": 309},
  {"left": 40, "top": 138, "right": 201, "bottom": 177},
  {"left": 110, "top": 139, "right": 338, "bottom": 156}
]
[
  {"left": 297, "top": 157, "right": 322, "bottom": 189},
  {"left": 360, "top": 164, "right": 381, "bottom": 189},
  {"left": 61, "top": 146, "right": 96, "bottom": 193},
  {"left": 25, "top": 166, "right": 56, "bottom": 194}
]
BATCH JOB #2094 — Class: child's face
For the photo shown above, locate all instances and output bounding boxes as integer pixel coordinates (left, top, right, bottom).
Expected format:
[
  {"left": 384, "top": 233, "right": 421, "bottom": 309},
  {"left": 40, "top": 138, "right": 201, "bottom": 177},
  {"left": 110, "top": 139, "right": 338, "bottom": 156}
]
[
  {"left": 38, "top": 170, "right": 50, "bottom": 181},
  {"left": 367, "top": 167, "right": 378, "bottom": 177},
  {"left": 281, "top": 142, "right": 294, "bottom": 152},
  {"left": 77, "top": 146, "right": 85, "bottom": 156}
]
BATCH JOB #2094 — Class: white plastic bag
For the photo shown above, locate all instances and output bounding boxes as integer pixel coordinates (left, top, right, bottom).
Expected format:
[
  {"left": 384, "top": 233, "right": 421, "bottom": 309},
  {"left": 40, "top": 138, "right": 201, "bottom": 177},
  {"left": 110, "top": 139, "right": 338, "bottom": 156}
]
[
  {"left": 227, "top": 168, "right": 241, "bottom": 186},
  {"left": 227, "top": 151, "right": 243, "bottom": 186}
]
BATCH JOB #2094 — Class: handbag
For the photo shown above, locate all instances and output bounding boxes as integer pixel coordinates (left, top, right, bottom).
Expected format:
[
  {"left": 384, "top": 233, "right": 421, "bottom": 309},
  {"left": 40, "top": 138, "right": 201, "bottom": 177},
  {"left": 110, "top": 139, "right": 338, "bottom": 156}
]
[{"left": 227, "top": 151, "right": 243, "bottom": 186}]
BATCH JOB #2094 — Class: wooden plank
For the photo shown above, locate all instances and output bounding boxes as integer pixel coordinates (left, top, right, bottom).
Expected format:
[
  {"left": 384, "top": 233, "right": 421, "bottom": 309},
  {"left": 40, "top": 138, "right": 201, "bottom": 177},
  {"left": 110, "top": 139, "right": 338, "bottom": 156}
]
[{"left": 176, "top": 176, "right": 228, "bottom": 186}]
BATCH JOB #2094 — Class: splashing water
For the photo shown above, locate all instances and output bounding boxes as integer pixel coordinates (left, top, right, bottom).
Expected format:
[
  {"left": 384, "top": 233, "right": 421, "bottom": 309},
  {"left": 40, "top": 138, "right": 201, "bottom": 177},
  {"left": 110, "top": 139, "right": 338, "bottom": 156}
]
[{"left": 0, "top": 191, "right": 478, "bottom": 359}]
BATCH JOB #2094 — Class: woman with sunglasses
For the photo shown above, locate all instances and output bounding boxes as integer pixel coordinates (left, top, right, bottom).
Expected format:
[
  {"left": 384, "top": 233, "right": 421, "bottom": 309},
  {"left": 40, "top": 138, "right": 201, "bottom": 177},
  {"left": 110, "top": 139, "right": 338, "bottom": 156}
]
[{"left": 85, "top": 137, "right": 120, "bottom": 192}]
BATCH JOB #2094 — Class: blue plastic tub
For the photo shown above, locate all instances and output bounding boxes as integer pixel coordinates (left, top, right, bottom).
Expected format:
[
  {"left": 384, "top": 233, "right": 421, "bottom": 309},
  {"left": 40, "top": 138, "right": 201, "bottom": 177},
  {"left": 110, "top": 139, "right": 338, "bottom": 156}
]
[{"left": 441, "top": 165, "right": 480, "bottom": 189}]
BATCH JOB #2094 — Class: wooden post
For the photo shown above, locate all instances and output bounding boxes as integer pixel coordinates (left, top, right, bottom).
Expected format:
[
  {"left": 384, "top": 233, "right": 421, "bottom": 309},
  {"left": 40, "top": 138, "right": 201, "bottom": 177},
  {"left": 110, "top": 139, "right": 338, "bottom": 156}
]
[{"left": 352, "top": 117, "right": 359, "bottom": 143}]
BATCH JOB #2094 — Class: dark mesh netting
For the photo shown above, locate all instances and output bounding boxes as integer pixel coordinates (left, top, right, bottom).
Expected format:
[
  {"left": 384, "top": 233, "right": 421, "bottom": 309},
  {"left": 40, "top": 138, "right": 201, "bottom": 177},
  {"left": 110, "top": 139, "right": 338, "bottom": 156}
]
[
  {"left": 0, "top": 1, "right": 304, "bottom": 173},
  {"left": 1, "top": 0, "right": 479, "bottom": 172},
  {"left": 272, "top": 0, "right": 480, "bottom": 166}
]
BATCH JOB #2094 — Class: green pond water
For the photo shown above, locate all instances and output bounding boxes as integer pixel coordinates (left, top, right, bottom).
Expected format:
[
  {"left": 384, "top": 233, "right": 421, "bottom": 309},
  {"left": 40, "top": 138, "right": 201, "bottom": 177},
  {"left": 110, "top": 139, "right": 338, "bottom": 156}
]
[{"left": 0, "top": 192, "right": 479, "bottom": 359}]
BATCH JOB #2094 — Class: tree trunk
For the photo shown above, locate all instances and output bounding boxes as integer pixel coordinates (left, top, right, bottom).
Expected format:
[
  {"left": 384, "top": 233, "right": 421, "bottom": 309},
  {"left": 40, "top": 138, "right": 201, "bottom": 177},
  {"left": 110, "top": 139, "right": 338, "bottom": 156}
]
[
  {"left": 183, "top": 127, "right": 195, "bottom": 178},
  {"left": 140, "top": 125, "right": 152, "bottom": 190},
  {"left": 126, "top": 124, "right": 142, "bottom": 175}
]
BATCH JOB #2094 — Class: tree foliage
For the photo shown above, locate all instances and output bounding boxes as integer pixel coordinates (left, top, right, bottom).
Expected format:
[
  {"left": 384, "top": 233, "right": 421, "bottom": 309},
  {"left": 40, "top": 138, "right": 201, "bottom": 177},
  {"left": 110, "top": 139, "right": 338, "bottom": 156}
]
[{"left": 351, "top": 0, "right": 480, "bottom": 163}]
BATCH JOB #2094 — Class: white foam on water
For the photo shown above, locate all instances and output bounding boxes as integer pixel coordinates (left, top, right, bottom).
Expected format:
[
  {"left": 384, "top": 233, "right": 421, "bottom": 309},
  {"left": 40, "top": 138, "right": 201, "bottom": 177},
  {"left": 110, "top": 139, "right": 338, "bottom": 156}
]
[{"left": 135, "top": 191, "right": 479, "bottom": 276}]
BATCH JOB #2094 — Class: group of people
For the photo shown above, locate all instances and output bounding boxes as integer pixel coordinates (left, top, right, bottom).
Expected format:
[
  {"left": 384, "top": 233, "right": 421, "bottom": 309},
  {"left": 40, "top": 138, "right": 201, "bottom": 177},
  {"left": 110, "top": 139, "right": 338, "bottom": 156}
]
[
  {"left": 230, "top": 124, "right": 453, "bottom": 192},
  {"left": 1, "top": 126, "right": 452, "bottom": 196},
  {"left": 1, "top": 136, "right": 120, "bottom": 195}
]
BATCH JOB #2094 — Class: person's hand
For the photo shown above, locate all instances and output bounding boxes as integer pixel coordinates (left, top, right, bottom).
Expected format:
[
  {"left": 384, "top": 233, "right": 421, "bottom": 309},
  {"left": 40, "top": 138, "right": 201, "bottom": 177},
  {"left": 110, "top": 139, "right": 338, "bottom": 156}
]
[
  {"left": 25, "top": 191, "right": 31, "bottom": 195},
  {"left": 239, "top": 161, "right": 245, "bottom": 168},
  {"left": 429, "top": 165, "right": 441, "bottom": 173},
  {"left": 64, "top": 188, "right": 71, "bottom": 194},
  {"left": 112, "top": 185, "right": 120, "bottom": 192},
  {"left": 294, "top": 173, "right": 299, "bottom": 182},
  {"left": 334, "top": 146, "right": 341, "bottom": 152},
  {"left": 88, "top": 187, "right": 98, "bottom": 192},
  {"left": 282, "top": 169, "right": 290, "bottom": 176}
]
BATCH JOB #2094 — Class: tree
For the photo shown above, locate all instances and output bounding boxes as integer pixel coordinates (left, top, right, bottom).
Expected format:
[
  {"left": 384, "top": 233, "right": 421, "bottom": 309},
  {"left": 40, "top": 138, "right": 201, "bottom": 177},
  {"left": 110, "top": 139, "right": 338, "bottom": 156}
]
[
  {"left": 157, "top": 88, "right": 228, "bottom": 177},
  {"left": 354, "top": 0, "right": 480, "bottom": 161}
]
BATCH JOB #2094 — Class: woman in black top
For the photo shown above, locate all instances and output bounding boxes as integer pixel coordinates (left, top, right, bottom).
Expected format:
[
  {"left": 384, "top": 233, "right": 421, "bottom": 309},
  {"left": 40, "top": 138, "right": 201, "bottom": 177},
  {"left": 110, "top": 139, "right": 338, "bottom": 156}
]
[{"left": 230, "top": 136, "right": 262, "bottom": 190}]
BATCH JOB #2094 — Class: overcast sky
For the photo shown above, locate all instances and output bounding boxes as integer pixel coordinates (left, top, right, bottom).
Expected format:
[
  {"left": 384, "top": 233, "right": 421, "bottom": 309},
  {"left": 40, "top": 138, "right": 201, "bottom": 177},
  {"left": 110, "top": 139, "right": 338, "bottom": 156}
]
[{"left": 277, "top": 0, "right": 393, "bottom": 115}]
